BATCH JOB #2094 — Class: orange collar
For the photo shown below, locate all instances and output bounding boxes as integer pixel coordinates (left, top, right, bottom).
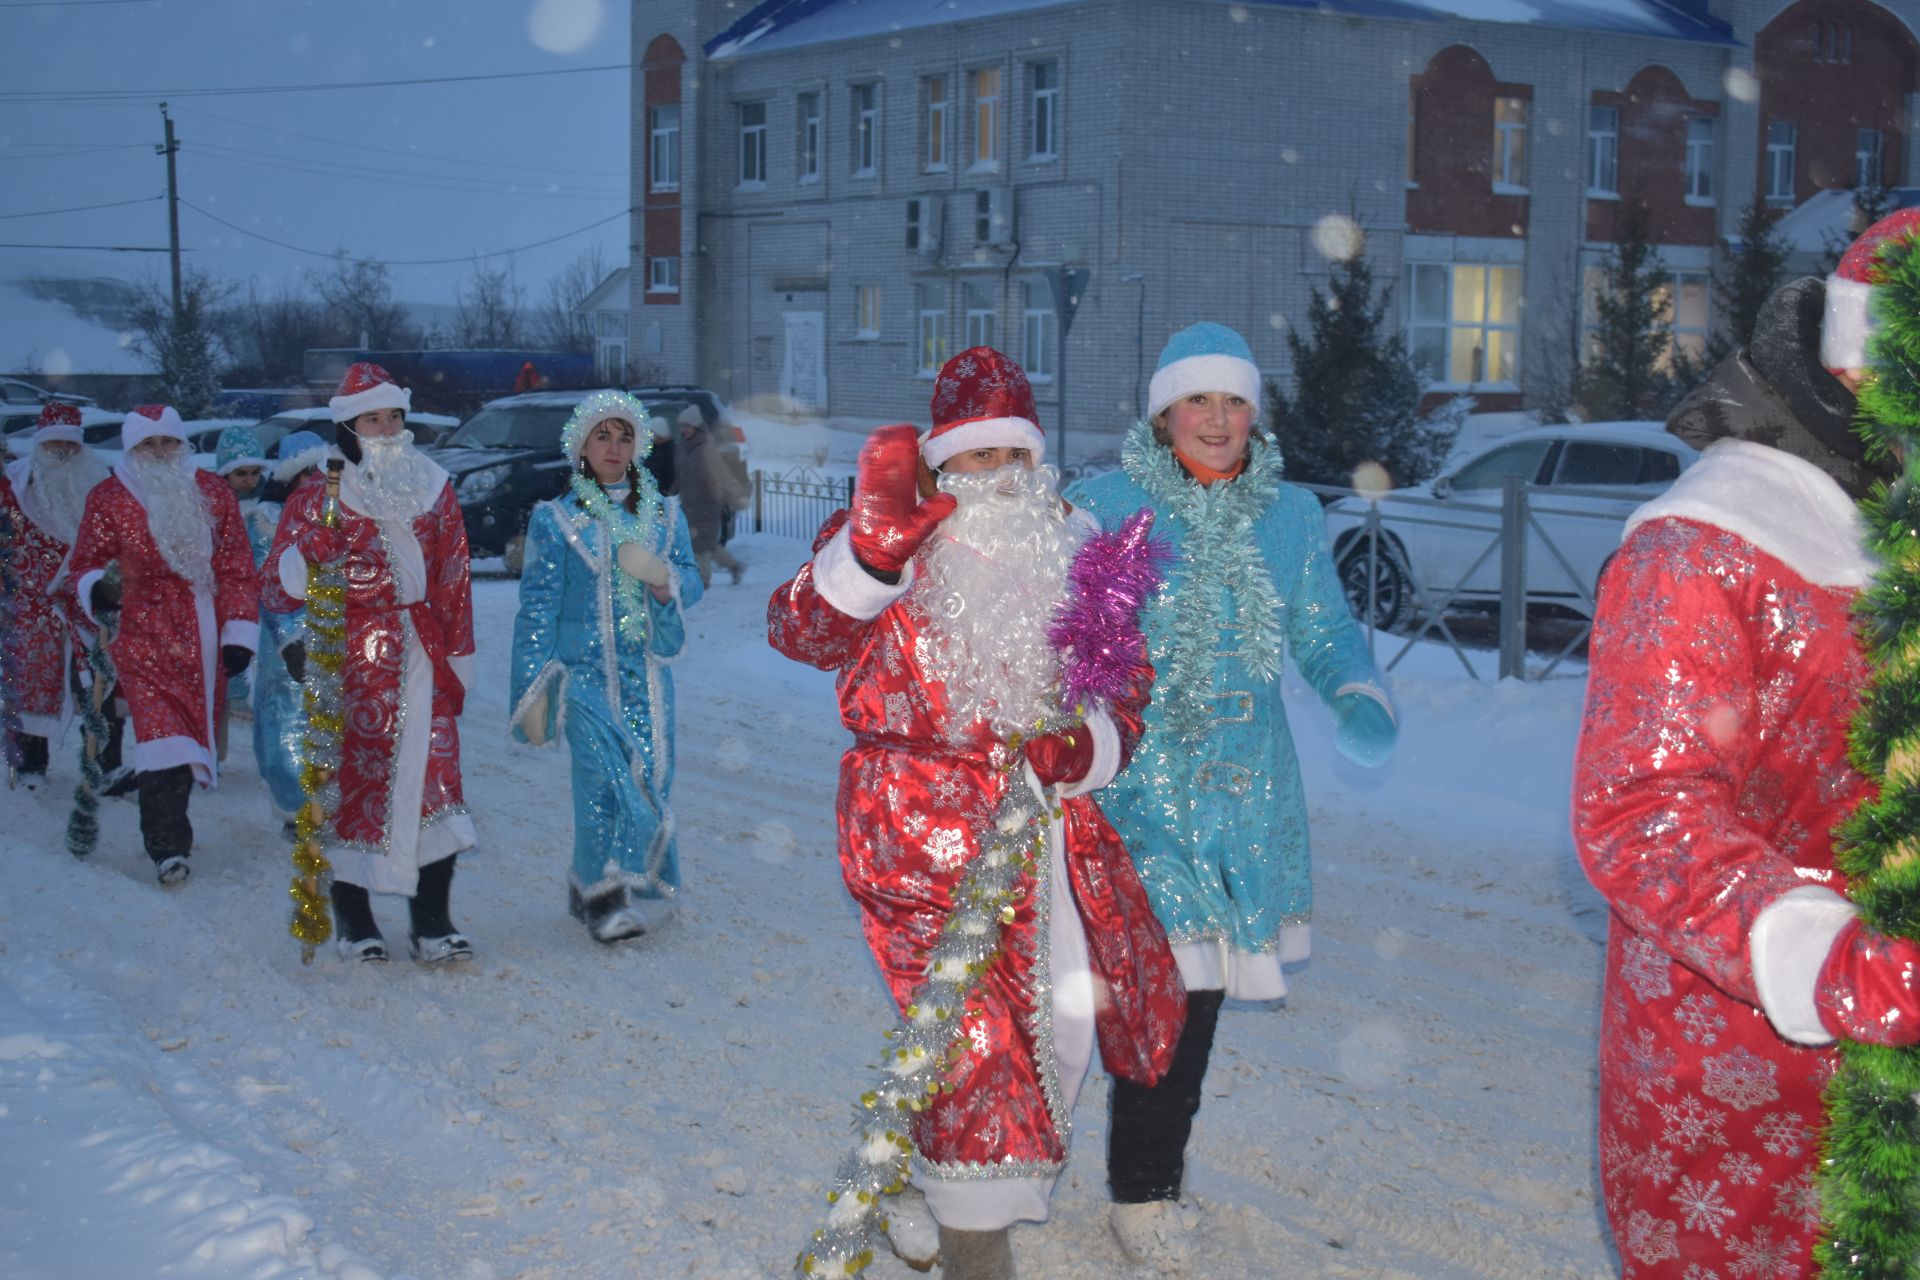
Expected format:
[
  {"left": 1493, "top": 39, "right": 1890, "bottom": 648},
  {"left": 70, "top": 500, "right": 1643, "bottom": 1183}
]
[{"left": 1173, "top": 446, "right": 1247, "bottom": 485}]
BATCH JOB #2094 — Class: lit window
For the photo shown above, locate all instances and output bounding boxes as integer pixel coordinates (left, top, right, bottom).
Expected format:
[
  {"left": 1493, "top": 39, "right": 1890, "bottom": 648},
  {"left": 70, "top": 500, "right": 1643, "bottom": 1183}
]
[
  {"left": 972, "top": 68, "right": 1001, "bottom": 168},
  {"left": 1492, "top": 97, "right": 1527, "bottom": 191},
  {"left": 1580, "top": 264, "right": 1712, "bottom": 371},
  {"left": 738, "top": 102, "right": 767, "bottom": 186},
  {"left": 853, "top": 83, "right": 878, "bottom": 177},
  {"left": 1766, "top": 121, "right": 1796, "bottom": 202},
  {"left": 797, "top": 93, "right": 820, "bottom": 182},
  {"left": 1405, "top": 262, "right": 1521, "bottom": 386},
  {"left": 649, "top": 105, "right": 680, "bottom": 191},
  {"left": 964, "top": 280, "right": 997, "bottom": 349},
  {"left": 1685, "top": 118, "right": 1713, "bottom": 202},
  {"left": 1030, "top": 61, "right": 1059, "bottom": 160},
  {"left": 916, "top": 282, "right": 948, "bottom": 376},
  {"left": 855, "top": 285, "right": 881, "bottom": 338},
  {"left": 1022, "top": 279, "right": 1055, "bottom": 381},
  {"left": 1586, "top": 106, "right": 1618, "bottom": 196}
]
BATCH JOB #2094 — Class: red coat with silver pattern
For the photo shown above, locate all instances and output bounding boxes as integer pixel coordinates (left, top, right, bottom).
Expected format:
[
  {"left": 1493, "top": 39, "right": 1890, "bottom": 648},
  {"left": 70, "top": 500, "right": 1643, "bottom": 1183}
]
[{"left": 0, "top": 472, "right": 85, "bottom": 738}]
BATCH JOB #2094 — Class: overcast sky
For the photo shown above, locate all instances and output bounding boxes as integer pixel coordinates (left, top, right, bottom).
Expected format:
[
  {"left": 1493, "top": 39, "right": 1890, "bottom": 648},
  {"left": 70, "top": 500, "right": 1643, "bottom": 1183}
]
[{"left": 2, "top": 0, "right": 631, "bottom": 315}]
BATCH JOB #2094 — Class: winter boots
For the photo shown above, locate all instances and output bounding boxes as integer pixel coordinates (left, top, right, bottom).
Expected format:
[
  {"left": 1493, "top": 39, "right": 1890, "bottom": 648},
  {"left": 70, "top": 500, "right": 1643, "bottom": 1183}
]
[
  {"left": 1109, "top": 1201, "right": 1190, "bottom": 1274},
  {"left": 331, "top": 880, "right": 388, "bottom": 963},
  {"left": 936, "top": 1227, "right": 1014, "bottom": 1280},
  {"left": 569, "top": 881, "right": 646, "bottom": 944},
  {"left": 882, "top": 1186, "right": 940, "bottom": 1272},
  {"left": 137, "top": 765, "right": 194, "bottom": 886},
  {"left": 408, "top": 855, "right": 472, "bottom": 963}
]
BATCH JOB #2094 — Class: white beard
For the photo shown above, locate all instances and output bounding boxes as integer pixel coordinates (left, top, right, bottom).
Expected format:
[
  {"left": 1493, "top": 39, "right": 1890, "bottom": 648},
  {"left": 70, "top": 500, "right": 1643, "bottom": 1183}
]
[
  {"left": 916, "top": 463, "right": 1086, "bottom": 741},
  {"left": 24, "top": 447, "right": 109, "bottom": 545},
  {"left": 122, "top": 450, "right": 214, "bottom": 592},
  {"left": 352, "top": 431, "right": 436, "bottom": 520}
]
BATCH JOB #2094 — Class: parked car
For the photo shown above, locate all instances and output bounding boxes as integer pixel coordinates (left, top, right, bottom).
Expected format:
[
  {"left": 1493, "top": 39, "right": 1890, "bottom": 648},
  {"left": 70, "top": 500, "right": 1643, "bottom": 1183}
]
[
  {"left": 1322, "top": 421, "right": 1700, "bottom": 631},
  {"left": 186, "top": 406, "right": 460, "bottom": 461},
  {"left": 5, "top": 408, "right": 124, "bottom": 459},
  {"left": 0, "top": 377, "right": 94, "bottom": 408}
]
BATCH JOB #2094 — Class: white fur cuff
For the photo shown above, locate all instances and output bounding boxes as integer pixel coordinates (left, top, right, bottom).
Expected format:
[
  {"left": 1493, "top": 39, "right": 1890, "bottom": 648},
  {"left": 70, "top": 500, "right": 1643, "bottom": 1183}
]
[
  {"left": 277, "top": 547, "right": 308, "bottom": 601},
  {"left": 1750, "top": 884, "right": 1857, "bottom": 1046},
  {"left": 219, "top": 619, "right": 259, "bottom": 651},
  {"left": 1821, "top": 274, "right": 1874, "bottom": 371},
  {"left": 812, "top": 524, "right": 914, "bottom": 621},
  {"left": 1334, "top": 681, "right": 1396, "bottom": 723},
  {"left": 1054, "top": 706, "right": 1121, "bottom": 798}
]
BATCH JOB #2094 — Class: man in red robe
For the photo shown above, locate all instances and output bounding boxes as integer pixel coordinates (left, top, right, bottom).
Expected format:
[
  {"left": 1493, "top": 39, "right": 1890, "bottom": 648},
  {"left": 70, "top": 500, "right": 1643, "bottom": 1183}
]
[
  {"left": 770, "top": 347, "right": 1182, "bottom": 1278},
  {"left": 264, "top": 363, "right": 478, "bottom": 964},
  {"left": 68, "top": 405, "right": 258, "bottom": 884},
  {"left": 0, "top": 402, "right": 110, "bottom": 788}
]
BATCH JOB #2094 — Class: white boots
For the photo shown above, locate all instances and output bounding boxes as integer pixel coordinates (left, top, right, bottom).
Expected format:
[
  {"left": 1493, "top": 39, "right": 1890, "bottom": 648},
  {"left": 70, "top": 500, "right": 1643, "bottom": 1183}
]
[{"left": 1110, "top": 1200, "right": 1190, "bottom": 1274}]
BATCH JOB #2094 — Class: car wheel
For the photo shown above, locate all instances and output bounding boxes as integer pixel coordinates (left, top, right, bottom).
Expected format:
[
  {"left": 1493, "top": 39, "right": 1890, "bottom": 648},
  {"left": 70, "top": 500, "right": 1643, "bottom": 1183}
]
[
  {"left": 1338, "top": 539, "right": 1413, "bottom": 632},
  {"left": 502, "top": 531, "right": 527, "bottom": 578}
]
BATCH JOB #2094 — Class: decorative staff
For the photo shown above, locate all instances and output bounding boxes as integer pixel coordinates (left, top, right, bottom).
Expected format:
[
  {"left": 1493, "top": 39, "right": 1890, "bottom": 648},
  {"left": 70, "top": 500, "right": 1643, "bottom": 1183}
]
[{"left": 288, "top": 460, "right": 347, "bottom": 963}]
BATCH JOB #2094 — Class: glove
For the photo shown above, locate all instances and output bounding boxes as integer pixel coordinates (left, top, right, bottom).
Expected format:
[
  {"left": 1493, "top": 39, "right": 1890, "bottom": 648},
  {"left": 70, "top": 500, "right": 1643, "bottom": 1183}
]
[
  {"left": 1026, "top": 729, "right": 1096, "bottom": 788},
  {"left": 221, "top": 645, "right": 252, "bottom": 679},
  {"left": 615, "top": 541, "right": 672, "bottom": 588},
  {"left": 1332, "top": 689, "right": 1396, "bottom": 769},
  {"left": 849, "top": 425, "right": 956, "bottom": 580},
  {"left": 282, "top": 641, "right": 306, "bottom": 684},
  {"left": 89, "top": 577, "right": 121, "bottom": 621},
  {"left": 1816, "top": 917, "right": 1920, "bottom": 1046}
]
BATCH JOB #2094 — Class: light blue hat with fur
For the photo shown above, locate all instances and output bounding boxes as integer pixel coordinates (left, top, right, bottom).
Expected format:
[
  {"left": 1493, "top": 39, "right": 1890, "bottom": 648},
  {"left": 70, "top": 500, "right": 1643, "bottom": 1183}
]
[{"left": 1147, "top": 322, "right": 1261, "bottom": 421}]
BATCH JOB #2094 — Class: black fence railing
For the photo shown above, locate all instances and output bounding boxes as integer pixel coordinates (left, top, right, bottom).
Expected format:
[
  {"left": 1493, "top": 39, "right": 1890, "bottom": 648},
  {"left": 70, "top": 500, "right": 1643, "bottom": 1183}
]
[{"left": 752, "top": 468, "right": 854, "bottom": 541}]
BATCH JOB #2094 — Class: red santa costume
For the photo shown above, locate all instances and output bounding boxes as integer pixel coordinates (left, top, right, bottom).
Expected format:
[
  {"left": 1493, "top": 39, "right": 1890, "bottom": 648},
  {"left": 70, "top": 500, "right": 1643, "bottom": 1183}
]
[
  {"left": 0, "top": 403, "right": 107, "bottom": 778},
  {"left": 770, "top": 349, "right": 1182, "bottom": 1239},
  {"left": 262, "top": 364, "right": 477, "bottom": 904}
]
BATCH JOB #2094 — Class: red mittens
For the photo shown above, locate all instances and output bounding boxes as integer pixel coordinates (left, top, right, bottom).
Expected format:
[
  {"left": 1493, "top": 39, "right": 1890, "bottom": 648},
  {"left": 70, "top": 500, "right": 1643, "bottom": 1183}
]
[
  {"left": 1026, "top": 729, "right": 1095, "bottom": 788},
  {"left": 849, "top": 425, "right": 956, "bottom": 578},
  {"left": 1816, "top": 916, "right": 1920, "bottom": 1046}
]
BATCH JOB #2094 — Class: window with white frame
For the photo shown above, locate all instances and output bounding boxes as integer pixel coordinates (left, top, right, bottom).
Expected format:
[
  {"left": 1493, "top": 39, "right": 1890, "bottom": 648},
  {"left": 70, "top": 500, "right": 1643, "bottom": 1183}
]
[
  {"left": 597, "top": 339, "right": 626, "bottom": 382},
  {"left": 1029, "top": 60, "right": 1059, "bottom": 160},
  {"left": 972, "top": 68, "right": 1001, "bottom": 169},
  {"left": 649, "top": 105, "right": 680, "bottom": 191},
  {"left": 1858, "top": 128, "right": 1883, "bottom": 189},
  {"left": 648, "top": 256, "right": 680, "bottom": 294},
  {"left": 1022, "top": 278, "right": 1055, "bottom": 381},
  {"left": 1767, "top": 121, "right": 1796, "bottom": 201},
  {"left": 1405, "top": 262, "right": 1521, "bottom": 386},
  {"left": 1580, "top": 263, "right": 1711, "bottom": 370},
  {"left": 924, "top": 75, "right": 948, "bottom": 172},
  {"left": 964, "top": 280, "right": 997, "bottom": 349},
  {"left": 853, "top": 83, "right": 878, "bottom": 177},
  {"left": 738, "top": 102, "right": 767, "bottom": 186},
  {"left": 1685, "top": 117, "right": 1714, "bottom": 202},
  {"left": 916, "top": 282, "right": 949, "bottom": 375},
  {"left": 1492, "top": 97, "right": 1527, "bottom": 190},
  {"left": 797, "top": 93, "right": 821, "bottom": 181},
  {"left": 1587, "top": 106, "right": 1618, "bottom": 196},
  {"left": 855, "top": 285, "right": 882, "bottom": 338}
]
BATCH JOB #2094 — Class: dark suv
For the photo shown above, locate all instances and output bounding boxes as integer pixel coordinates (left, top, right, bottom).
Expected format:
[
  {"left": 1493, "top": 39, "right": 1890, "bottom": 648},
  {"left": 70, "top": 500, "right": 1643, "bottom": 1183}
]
[{"left": 427, "top": 386, "right": 740, "bottom": 575}]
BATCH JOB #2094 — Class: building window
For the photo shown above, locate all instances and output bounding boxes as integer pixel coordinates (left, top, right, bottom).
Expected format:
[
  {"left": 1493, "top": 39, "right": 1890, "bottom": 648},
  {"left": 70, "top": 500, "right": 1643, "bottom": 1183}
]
[
  {"left": 1022, "top": 278, "right": 1055, "bottom": 381},
  {"left": 852, "top": 83, "right": 878, "bottom": 177},
  {"left": 1586, "top": 106, "right": 1618, "bottom": 196},
  {"left": 1492, "top": 96, "right": 1527, "bottom": 191},
  {"left": 964, "top": 280, "right": 997, "bottom": 349},
  {"left": 1858, "top": 128, "right": 1883, "bottom": 189},
  {"left": 648, "top": 256, "right": 680, "bottom": 294},
  {"left": 738, "top": 102, "right": 767, "bottom": 186},
  {"left": 972, "top": 67, "right": 1001, "bottom": 169},
  {"left": 1766, "top": 120, "right": 1796, "bottom": 202},
  {"left": 1582, "top": 265, "right": 1710, "bottom": 371},
  {"left": 648, "top": 105, "right": 680, "bottom": 191},
  {"left": 1029, "top": 60, "right": 1058, "bottom": 160},
  {"left": 1815, "top": 21, "right": 1854, "bottom": 62},
  {"left": 1685, "top": 117, "right": 1714, "bottom": 203},
  {"left": 1406, "top": 262, "right": 1521, "bottom": 387},
  {"left": 797, "top": 92, "right": 820, "bottom": 182},
  {"left": 916, "top": 282, "right": 949, "bottom": 376},
  {"left": 924, "top": 75, "right": 948, "bottom": 172},
  {"left": 905, "top": 199, "right": 923, "bottom": 251},
  {"left": 855, "top": 285, "right": 882, "bottom": 338}
]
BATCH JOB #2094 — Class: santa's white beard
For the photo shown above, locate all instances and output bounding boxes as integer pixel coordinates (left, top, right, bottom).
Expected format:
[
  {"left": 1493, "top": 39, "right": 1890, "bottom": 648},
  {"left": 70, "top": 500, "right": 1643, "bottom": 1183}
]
[
  {"left": 26, "top": 447, "right": 109, "bottom": 544},
  {"left": 917, "top": 463, "right": 1086, "bottom": 741},
  {"left": 122, "top": 451, "right": 214, "bottom": 592},
  {"left": 353, "top": 430, "right": 436, "bottom": 520}
]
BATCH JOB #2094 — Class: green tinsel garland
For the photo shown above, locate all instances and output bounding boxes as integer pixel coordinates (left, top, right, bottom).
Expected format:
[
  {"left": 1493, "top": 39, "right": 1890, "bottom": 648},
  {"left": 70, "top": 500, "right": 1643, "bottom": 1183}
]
[
  {"left": 1822, "top": 234, "right": 1920, "bottom": 1279},
  {"left": 567, "top": 468, "right": 664, "bottom": 644},
  {"left": 67, "top": 565, "right": 121, "bottom": 860}
]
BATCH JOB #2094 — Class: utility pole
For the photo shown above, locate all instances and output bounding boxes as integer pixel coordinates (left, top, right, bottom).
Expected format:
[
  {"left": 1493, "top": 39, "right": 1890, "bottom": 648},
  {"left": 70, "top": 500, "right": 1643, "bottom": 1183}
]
[{"left": 157, "top": 102, "right": 181, "bottom": 321}]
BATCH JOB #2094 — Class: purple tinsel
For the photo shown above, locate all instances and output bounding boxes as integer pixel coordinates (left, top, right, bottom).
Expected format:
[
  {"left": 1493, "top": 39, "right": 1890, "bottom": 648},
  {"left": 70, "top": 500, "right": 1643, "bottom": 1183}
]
[{"left": 1050, "top": 509, "right": 1169, "bottom": 716}]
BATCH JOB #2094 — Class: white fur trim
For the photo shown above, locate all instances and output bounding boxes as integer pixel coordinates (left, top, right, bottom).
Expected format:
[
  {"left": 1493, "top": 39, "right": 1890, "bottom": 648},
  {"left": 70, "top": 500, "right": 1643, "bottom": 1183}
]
[
  {"left": 1623, "top": 440, "right": 1874, "bottom": 588},
  {"left": 1334, "top": 681, "right": 1396, "bottom": 723},
  {"left": 219, "top": 619, "right": 259, "bottom": 651},
  {"left": 329, "top": 380, "right": 410, "bottom": 424},
  {"left": 811, "top": 524, "right": 915, "bottom": 620},
  {"left": 120, "top": 406, "right": 186, "bottom": 452},
  {"left": 1172, "top": 928, "right": 1311, "bottom": 1001},
  {"left": 1821, "top": 274, "right": 1875, "bottom": 371},
  {"left": 922, "top": 416, "right": 1047, "bottom": 469},
  {"left": 33, "top": 423, "right": 84, "bottom": 447},
  {"left": 1053, "top": 706, "right": 1121, "bottom": 798},
  {"left": 1750, "top": 884, "right": 1855, "bottom": 1046},
  {"left": 216, "top": 454, "right": 269, "bottom": 477},
  {"left": 449, "top": 652, "right": 475, "bottom": 692},
  {"left": 276, "top": 546, "right": 308, "bottom": 601},
  {"left": 1063, "top": 505, "right": 1100, "bottom": 538},
  {"left": 510, "top": 659, "right": 567, "bottom": 748},
  {"left": 273, "top": 446, "right": 331, "bottom": 484},
  {"left": 75, "top": 567, "right": 106, "bottom": 624},
  {"left": 1148, "top": 353, "right": 1261, "bottom": 422},
  {"left": 132, "top": 733, "right": 215, "bottom": 779}
]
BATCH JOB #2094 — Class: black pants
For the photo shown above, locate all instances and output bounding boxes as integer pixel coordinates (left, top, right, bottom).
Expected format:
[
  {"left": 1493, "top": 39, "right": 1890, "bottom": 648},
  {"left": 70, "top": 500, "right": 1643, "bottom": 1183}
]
[
  {"left": 10, "top": 732, "right": 48, "bottom": 776},
  {"left": 1108, "top": 988, "right": 1227, "bottom": 1204},
  {"left": 136, "top": 765, "right": 194, "bottom": 862},
  {"left": 331, "top": 854, "right": 460, "bottom": 942}
]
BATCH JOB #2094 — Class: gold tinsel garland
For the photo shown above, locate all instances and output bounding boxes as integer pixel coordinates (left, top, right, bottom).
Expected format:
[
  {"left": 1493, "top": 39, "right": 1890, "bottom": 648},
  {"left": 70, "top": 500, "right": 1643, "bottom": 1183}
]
[{"left": 288, "top": 469, "right": 347, "bottom": 962}]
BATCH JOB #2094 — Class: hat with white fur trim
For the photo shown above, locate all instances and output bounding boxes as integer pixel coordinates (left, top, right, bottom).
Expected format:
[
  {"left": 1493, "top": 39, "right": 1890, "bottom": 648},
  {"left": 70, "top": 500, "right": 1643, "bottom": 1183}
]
[
  {"left": 1147, "top": 322, "right": 1261, "bottom": 422},
  {"left": 1823, "top": 208, "right": 1920, "bottom": 371},
  {"left": 120, "top": 404, "right": 186, "bottom": 452},
  {"left": 561, "top": 389, "right": 653, "bottom": 462},
  {"left": 923, "top": 346, "right": 1044, "bottom": 469},
  {"left": 328, "top": 361, "right": 411, "bottom": 425},
  {"left": 32, "top": 400, "right": 84, "bottom": 447},
  {"left": 215, "top": 424, "right": 269, "bottom": 476}
]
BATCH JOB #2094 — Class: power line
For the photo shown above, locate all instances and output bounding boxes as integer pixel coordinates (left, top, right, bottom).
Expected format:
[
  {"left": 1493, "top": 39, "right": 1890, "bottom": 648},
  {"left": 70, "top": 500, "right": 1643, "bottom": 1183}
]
[
  {"left": 0, "top": 63, "right": 626, "bottom": 104},
  {"left": 0, "top": 241, "right": 171, "bottom": 251},
  {"left": 0, "top": 193, "right": 161, "bottom": 220},
  {"left": 0, "top": 143, "right": 148, "bottom": 161},
  {"left": 0, "top": 0, "right": 158, "bottom": 6},
  {"left": 180, "top": 198, "right": 629, "bottom": 266},
  {"left": 189, "top": 139, "right": 624, "bottom": 199}
]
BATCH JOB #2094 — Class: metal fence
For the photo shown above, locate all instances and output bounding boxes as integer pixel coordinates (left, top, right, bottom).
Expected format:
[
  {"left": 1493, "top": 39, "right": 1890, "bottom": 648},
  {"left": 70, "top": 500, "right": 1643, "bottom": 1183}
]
[{"left": 752, "top": 467, "right": 854, "bottom": 541}]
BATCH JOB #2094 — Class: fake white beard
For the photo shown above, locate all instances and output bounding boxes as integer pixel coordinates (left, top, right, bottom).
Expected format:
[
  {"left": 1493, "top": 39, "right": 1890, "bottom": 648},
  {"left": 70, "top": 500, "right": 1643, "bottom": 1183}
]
[
  {"left": 122, "top": 450, "right": 214, "bottom": 592},
  {"left": 916, "top": 463, "right": 1085, "bottom": 741},
  {"left": 353, "top": 430, "right": 435, "bottom": 520},
  {"left": 25, "top": 446, "right": 109, "bottom": 544}
]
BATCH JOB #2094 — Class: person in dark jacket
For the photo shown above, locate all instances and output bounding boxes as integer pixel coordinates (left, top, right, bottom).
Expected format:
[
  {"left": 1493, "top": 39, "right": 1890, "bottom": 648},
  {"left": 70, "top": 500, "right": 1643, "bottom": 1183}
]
[{"left": 672, "top": 405, "right": 747, "bottom": 586}]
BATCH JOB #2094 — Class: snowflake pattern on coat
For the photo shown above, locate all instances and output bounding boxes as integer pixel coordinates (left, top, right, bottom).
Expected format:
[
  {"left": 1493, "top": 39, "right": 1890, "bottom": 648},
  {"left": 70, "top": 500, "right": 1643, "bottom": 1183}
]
[{"left": 0, "top": 473, "right": 86, "bottom": 736}]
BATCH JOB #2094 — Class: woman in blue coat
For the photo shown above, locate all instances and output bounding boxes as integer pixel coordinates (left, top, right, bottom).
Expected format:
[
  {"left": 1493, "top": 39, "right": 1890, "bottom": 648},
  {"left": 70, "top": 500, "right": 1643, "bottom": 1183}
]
[
  {"left": 1067, "top": 322, "right": 1397, "bottom": 1270},
  {"left": 510, "top": 392, "right": 703, "bottom": 943},
  {"left": 248, "top": 429, "right": 328, "bottom": 827}
]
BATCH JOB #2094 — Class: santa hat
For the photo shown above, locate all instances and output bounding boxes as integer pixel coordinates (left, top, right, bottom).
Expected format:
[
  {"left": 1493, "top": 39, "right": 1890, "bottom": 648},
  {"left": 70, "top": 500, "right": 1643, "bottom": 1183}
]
[
  {"left": 273, "top": 429, "right": 329, "bottom": 483},
  {"left": 32, "top": 400, "right": 84, "bottom": 447},
  {"left": 1823, "top": 208, "right": 1920, "bottom": 371},
  {"left": 923, "top": 346, "right": 1045, "bottom": 469},
  {"left": 328, "top": 361, "right": 411, "bottom": 424},
  {"left": 561, "top": 389, "right": 654, "bottom": 462},
  {"left": 214, "top": 424, "right": 269, "bottom": 476},
  {"left": 1148, "top": 322, "right": 1261, "bottom": 422},
  {"left": 120, "top": 404, "right": 186, "bottom": 452}
]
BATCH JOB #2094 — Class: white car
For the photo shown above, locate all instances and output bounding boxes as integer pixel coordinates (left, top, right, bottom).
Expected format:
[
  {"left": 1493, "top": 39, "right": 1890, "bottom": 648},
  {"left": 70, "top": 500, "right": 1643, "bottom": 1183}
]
[{"left": 1322, "top": 421, "right": 1700, "bottom": 630}]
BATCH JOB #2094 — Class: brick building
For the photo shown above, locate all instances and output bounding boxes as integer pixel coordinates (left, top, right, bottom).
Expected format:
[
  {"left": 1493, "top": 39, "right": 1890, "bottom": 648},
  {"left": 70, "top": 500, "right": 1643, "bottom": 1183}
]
[{"left": 632, "top": 0, "right": 1920, "bottom": 462}]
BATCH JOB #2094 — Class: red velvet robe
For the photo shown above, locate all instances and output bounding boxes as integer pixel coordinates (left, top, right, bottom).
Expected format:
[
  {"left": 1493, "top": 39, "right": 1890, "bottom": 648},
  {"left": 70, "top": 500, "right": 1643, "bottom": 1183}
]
[
  {"left": 67, "top": 469, "right": 257, "bottom": 782},
  {"left": 770, "top": 510, "right": 1184, "bottom": 1182},
  {"left": 0, "top": 466, "right": 87, "bottom": 741}
]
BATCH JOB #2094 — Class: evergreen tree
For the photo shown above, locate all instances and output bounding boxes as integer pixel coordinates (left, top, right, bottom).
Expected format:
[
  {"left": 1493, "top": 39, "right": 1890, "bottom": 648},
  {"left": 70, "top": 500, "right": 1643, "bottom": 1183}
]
[
  {"left": 1268, "top": 252, "right": 1462, "bottom": 492},
  {"left": 1574, "top": 202, "right": 1684, "bottom": 419},
  {"left": 1706, "top": 200, "right": 1790, "bottom": 364},
  {"left": 128, "top": 269, "right": 231, "bottom": 419},
  {"left": 1820, "top": 181, "right": 1893, "bottom": 274}
]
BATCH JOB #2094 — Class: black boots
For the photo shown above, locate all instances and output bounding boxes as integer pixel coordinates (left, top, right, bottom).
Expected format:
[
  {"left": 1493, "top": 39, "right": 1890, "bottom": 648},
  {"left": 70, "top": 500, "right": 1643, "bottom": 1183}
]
[
  {"left": 330, "top": 880, "right": 387, "bottom": 962},
  {"left": 408, "top": 855, "right": 472, "bottom": 963}
]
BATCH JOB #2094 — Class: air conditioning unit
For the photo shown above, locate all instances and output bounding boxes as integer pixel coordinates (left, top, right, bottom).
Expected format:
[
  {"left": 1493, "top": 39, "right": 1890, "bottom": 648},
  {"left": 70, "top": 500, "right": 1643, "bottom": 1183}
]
[{"left": 974, "top": 187, "right": 1011, "bottom": 245}]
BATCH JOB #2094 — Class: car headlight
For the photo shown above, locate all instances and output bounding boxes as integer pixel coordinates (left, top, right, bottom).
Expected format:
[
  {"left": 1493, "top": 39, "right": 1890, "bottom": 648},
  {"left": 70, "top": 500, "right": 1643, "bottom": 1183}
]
[{"left": 456, "top": 466, "right": 505, "bottom": 502}]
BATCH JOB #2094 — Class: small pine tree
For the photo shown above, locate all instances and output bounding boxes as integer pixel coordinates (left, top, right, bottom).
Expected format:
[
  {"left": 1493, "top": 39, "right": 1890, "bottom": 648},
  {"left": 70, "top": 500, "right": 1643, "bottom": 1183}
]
[
  {"left": 1269, "top": 253, "right": 1461, "bottom": 491},
  {"left": 1820, "top": 182, "right": 1893, "bottom": 274},
  {"left": 1706, "top": 200, "right": 1790, "bottom": 364},
  {"left": 1574, "top": 202, "right": 1685, "bottom": 420},
  {"left": 129, "top": 269, "right": 230, "bottom": 420}
]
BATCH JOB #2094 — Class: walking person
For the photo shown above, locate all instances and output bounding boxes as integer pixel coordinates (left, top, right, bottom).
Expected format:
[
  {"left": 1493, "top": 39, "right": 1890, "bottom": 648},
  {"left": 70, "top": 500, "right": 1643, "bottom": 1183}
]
[
  {"left": 673, "top": 404, "right": 747, "bottom": 586},
  {"left": 249, "top": 429, "right": 328, "bottom": 830}
]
